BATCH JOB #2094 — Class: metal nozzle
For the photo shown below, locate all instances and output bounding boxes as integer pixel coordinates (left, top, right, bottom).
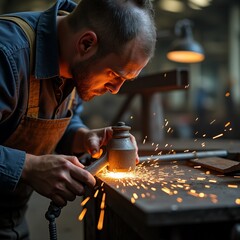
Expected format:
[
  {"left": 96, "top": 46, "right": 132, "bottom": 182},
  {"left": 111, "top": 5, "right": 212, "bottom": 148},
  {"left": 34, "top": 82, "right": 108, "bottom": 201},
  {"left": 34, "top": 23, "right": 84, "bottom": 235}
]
[{"left": 85, "top": 148, "right": 108, "bottom": 176}]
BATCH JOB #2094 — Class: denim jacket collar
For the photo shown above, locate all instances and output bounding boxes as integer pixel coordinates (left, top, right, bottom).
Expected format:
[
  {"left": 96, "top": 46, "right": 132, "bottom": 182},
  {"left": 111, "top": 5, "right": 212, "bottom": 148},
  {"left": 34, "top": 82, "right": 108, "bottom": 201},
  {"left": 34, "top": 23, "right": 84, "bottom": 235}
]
[{"left": 34, "top": 0, "right": 76, "bottom": 79}]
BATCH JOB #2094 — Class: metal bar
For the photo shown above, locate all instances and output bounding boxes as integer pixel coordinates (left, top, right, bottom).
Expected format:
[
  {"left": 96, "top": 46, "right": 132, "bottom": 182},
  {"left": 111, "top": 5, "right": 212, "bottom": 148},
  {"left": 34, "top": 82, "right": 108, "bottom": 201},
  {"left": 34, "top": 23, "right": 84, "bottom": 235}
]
[
  {"left": 139, "top": 150, "right": 228, "bottom": 163},
  {"left": 85, "top": 152, "right": 108, "bottom": 176},
  {"left": 119, "top": 68, "right": 189, "bottom": 94}
]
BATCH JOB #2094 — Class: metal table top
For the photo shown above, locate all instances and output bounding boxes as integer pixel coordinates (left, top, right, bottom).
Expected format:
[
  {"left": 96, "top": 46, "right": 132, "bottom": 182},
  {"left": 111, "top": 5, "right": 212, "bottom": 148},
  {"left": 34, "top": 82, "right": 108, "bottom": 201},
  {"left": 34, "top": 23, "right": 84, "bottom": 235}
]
[{"left": 96, "top": 160, "right": 240, "bottom": 228}]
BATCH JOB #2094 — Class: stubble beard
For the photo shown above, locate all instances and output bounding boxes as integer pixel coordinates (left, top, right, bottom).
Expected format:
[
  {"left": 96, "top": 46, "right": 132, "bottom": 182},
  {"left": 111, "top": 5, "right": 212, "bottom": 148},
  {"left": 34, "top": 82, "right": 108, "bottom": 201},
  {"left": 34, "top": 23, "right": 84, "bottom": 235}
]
[{"left": 70, "top": 58, "right": 97, "bottom": 101}]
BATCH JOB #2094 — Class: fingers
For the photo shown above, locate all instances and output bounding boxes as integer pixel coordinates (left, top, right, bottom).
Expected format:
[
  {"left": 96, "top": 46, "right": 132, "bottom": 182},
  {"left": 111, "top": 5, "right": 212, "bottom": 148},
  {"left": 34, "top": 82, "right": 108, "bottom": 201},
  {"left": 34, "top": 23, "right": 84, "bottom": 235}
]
[
  {"left": 48, "top": 155, "right": 95, "bottom": 207},
  {"left": 51, "top": 192, "right": 76, "bottom": 207},
  {"left": 61, "top": 155, "right": 96, "bottom": 187},
  {"left": 85, "top": 127, "right": 113, "bottom": 156},
  {"left": 50, "top": 185, "right": 80, "bottom": 207},
  {"left": 51, "top": 195, "right": 67, "bottom": 207},
  {"left": 101, "top": 127, "right": 113, "bottom": 145},
  {"left": 70, "top": 166, "right": 96, "bottom": 187},
  {"left": 88, "top": 138, "right": 101, "bottom": 156},
  {"left": 92, "top": 148, "right": 103, "bottom": 159},
  {"left": 83, "top": 127, "right": 139, "bottom": 165},
  {"left": 64, "top": 155, "right": 85, "bottom": 168},
  {"left": 66, "top": 178, "right": 86, "bottom": 196},
  {"left": 129, "top": 134, "right": 139, "bottom": 164},
  {"left": 49, "top": 172, "right": 89, "bottom": 207}
]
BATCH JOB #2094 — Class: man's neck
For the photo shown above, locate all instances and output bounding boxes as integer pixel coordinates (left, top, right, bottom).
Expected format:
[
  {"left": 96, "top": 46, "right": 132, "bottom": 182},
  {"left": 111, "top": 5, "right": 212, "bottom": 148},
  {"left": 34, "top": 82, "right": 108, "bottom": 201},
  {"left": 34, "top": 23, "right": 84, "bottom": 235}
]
[{"left": 57, "top": 15, "right": 72, "bottom": 79}]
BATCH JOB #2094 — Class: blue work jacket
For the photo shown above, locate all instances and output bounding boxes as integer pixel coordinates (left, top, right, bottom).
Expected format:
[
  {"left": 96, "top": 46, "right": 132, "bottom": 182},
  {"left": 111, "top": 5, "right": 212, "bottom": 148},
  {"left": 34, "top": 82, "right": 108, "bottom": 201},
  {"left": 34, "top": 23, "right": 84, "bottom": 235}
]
[{"left": 0, "top": 0, "right": 87, "bottom": 191}]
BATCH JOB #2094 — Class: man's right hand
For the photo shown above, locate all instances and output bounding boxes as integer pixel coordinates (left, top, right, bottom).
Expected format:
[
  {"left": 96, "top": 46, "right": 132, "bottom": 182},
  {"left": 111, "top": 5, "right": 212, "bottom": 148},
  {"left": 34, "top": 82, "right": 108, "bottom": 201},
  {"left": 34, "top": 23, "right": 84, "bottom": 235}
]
[{"left": 21, "top": 153, "right": 96, "bottom": 207}]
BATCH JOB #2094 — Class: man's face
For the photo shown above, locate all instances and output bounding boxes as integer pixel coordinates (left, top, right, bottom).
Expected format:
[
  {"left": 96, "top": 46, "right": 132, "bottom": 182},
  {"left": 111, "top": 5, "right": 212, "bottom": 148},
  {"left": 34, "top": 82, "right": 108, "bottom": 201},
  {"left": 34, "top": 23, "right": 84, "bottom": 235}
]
[{"left": 70, "top": 38, "right": 150, "bottom": 101}]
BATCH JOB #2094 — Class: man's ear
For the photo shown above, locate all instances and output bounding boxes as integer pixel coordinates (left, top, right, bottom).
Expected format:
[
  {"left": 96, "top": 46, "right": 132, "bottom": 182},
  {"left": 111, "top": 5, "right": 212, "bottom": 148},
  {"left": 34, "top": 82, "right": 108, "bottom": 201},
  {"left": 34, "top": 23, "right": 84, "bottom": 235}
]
[{"left": 76, "top": 31, "right": 98, "bottom": 58}]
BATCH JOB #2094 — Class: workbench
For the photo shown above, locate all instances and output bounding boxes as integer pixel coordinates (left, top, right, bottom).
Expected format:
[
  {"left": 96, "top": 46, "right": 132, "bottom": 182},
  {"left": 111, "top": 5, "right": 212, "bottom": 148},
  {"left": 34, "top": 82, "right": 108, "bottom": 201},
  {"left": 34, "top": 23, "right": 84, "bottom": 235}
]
[{"left": 83, "top": 140, "right": 240, "bottom": 240}]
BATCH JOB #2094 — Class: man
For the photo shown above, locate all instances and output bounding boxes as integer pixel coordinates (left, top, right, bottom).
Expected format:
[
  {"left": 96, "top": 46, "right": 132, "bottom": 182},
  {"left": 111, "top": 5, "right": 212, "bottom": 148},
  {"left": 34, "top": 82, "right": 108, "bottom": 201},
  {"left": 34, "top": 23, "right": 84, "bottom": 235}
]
[{"left": 0, "top": 0, "right": 156, "bottom": 238}]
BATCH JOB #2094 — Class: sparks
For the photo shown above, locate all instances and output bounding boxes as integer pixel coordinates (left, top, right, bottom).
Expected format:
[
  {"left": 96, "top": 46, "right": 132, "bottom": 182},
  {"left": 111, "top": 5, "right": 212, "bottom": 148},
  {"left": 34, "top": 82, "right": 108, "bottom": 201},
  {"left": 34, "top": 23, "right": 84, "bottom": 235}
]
[
  {"left": 81, "top": 197, "right": 90, "bottom": 206},
  {"left": 177, "top": 197, "right": 183, "bottom": 203},
  {"left": 209, "top": 179, "right": 217, "bottom": 183},
  {"left": 210, "top": 119, "right": 216, "bottom": 124},
  {"left": 101, "top": 171, "right": 135, "bottom": 179},
  {"left": 197, "top": 177, "right": 206, "bottom": 181},
  {"left": 133, "top": 193, "right": 138, "bottom": 199},
  {"left": 225, "top": 122, "right": 231, "bottom": 127},
  {"left": 212, "top": 133, "right": 223, "bottom": 139},
  {"left": 228, "top": 184, "right": 238, "bottom": 188},
  {"left": 94, "top": 189, "right": 99, "bottom": 198},
  {"left": 100, "top": 193, "right": 106, "bottom": 209},
  {"left": 78, "top": 208, "right": 87, "bottom": 221},
  {"left": 199, "top": 193, "right": 205, "bottom": 198},
  {"left": 142, "top": 136, "right": 148, "bottom": 144},
  {"left": 97, "top": 210, "right": 105, "bottom": 230}
]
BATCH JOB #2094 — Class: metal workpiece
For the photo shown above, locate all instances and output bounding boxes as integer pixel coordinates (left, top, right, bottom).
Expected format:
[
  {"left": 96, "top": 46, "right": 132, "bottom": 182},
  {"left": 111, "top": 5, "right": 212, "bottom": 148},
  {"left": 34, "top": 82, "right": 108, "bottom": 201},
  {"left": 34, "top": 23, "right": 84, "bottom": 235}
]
[
  {"left": 139, "top": 149, "right": 228, "bottom": 162},
  {"left": 107, "top": 122, "right": 136, "bottom": 172}
]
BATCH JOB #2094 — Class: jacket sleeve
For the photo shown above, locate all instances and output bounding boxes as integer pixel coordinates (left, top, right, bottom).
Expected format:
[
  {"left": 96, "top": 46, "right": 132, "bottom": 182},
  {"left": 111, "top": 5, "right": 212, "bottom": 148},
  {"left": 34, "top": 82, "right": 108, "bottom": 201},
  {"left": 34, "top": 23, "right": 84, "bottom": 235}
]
[
  {"left": 0, "top": 48, "right": 27, "bottom": 191},
  {"left": 0, "top": 146, "right": 26, "bottom": 191}
]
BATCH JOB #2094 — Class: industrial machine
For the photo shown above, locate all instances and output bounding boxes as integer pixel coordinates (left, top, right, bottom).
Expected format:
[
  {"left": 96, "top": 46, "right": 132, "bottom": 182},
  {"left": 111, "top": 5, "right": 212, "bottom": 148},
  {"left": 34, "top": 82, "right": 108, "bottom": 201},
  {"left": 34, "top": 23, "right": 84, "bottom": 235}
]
[{"left": 45, "top": 122, "right": 137, "bottom": 240}]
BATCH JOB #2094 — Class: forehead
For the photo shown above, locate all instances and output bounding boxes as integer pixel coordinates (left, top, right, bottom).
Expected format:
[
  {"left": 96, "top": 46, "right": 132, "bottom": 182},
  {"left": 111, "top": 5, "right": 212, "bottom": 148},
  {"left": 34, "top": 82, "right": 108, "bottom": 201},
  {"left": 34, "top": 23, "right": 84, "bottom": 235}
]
[{"left": 105, "top": 39, "right": 150, "bottom": 79}]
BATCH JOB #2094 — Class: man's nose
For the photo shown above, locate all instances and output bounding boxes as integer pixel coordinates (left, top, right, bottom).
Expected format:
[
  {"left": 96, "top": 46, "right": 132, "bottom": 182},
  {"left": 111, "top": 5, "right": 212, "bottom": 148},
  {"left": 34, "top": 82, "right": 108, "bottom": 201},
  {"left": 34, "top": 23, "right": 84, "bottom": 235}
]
[{"left": 108, "top": 80, "right": 125, "bottom": 94}]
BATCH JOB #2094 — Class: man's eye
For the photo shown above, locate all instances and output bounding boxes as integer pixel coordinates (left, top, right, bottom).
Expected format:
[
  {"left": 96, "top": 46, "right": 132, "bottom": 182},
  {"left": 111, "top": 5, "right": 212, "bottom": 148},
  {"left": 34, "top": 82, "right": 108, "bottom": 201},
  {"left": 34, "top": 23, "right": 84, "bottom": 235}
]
[
  {"left": 128, "top": 78, "right": 135, "bottom": 82},
  {"left": 108, "top": 72, "right": 114, "bottom": 77},
  {"left": 108, "top": 71, "right": 117, "bottom": 78}
]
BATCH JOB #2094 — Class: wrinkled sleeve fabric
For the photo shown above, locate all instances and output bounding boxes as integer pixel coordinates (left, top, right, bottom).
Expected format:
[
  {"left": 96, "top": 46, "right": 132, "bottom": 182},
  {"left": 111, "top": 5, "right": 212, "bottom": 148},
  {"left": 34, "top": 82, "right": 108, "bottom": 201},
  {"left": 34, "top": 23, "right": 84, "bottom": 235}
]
[
  {"left": 0, "top": 146, "right": 25, "bottom": 191},
  {"left": 0, "top": 48, "right": 26, "bottom": 191},
  {"left": 56, "top": 95, "right": 88, "bottom": 155}
]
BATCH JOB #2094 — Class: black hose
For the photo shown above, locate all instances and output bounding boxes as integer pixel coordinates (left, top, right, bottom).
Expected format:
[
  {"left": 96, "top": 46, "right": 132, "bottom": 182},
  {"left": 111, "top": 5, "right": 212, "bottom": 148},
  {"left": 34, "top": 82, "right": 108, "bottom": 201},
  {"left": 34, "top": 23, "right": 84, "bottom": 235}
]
[{"left": 45, "top": 202, "right": 62, "bottom": 240}]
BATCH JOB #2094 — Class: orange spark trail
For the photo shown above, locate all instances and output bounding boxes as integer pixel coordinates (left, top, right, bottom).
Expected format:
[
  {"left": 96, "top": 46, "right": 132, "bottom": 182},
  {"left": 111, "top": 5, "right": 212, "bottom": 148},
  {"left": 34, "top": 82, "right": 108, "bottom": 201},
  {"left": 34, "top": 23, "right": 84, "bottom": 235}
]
[
  {"left": 212, "top": 133, "right": 223, "bottom": 139},
  {"left": 97, "top": 193, "right": 106, "bottom": 230},
  {"left": 78, "top": 208, "right": 87, "bottom": 221},
  {"left": 81, "top": 196, "right": 90, "bottom": 206}
]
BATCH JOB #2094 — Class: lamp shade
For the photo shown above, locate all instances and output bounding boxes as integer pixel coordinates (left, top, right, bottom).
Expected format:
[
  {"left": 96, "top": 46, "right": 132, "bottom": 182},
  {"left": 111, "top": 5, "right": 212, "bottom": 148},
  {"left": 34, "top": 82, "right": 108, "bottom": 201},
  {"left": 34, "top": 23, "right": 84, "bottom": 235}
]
[{"left": 167, "top": 19, "right": 205, "bottom": 63}]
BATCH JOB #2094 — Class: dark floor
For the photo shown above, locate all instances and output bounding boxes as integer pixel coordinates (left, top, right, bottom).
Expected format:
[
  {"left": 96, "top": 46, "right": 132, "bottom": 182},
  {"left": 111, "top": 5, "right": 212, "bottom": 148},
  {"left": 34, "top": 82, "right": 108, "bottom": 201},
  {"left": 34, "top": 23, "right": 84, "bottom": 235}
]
[{"left": 26, "top": 192, "right": 84, "bottom": 240}]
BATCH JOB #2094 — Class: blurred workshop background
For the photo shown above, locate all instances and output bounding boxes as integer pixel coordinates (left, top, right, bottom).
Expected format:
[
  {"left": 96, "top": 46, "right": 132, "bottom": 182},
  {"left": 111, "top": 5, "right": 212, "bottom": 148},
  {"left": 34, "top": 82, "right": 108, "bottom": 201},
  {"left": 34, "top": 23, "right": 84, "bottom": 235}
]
[{"left": 0, "top": 0, "right": 239, "bottom": 239}]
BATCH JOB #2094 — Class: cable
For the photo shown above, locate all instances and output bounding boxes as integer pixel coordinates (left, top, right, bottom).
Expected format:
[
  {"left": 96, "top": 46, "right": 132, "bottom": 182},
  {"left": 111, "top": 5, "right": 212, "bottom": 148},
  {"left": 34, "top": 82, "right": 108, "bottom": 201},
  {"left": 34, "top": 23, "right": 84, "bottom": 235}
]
[{"left": 45, "top": 202, "right": 62, "bottom": 240}]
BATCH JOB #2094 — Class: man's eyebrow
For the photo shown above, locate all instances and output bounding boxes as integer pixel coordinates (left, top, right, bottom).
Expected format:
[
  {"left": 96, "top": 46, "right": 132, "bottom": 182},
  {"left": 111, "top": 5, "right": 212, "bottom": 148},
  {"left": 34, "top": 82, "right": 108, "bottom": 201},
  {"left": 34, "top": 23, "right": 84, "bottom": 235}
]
[
  {"left": 112, "top": 70, "right": 127, "bottom": 80},
  {"left": 113, "top": 69, "right": 137, "bottom": 81}
]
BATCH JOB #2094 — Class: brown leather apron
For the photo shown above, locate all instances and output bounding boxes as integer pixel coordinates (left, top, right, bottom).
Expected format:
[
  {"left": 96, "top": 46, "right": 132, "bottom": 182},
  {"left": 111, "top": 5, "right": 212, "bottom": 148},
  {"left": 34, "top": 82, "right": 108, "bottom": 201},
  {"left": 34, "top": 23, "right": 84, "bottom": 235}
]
[{"left": 0, "top": 16, "right": 75, "bottom": 239}]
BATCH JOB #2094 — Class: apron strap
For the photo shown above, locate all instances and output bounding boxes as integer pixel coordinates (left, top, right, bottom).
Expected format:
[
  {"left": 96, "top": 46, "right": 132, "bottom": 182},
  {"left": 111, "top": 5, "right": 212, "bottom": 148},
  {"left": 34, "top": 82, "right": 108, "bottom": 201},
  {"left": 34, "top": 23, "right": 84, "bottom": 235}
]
[{"left": 0, "top": 15, "right": 39, "bottom": 118}]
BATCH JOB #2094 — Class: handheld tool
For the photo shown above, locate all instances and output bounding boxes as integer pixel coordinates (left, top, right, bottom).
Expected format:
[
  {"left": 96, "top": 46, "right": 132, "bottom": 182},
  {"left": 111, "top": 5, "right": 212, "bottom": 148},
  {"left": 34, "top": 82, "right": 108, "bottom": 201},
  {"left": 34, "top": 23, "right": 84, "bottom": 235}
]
[
  {"left": 86, "top": 121, "right": 136, "bottom": 174},
  {"left": 45, "top": 122, "right": 136, "bottom": 240}
]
